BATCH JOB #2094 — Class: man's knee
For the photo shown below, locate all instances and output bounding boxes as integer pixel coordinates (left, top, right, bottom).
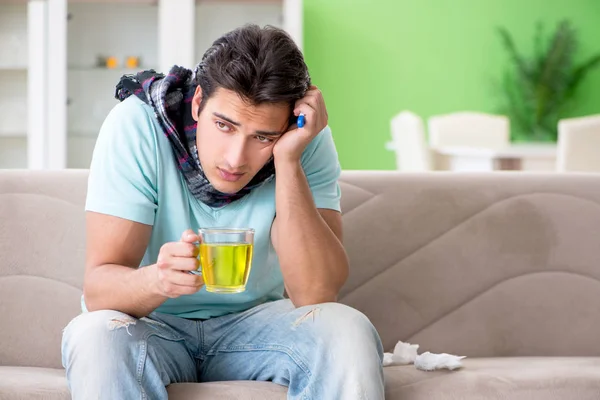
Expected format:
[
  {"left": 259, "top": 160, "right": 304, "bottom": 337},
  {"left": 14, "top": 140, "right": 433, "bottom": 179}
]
[
  {"left": 62, "top": 310, "right": 140, "bottom": 364},
  {"left": 290, "top": 302, "right": 383, "bottom": 372},
  {"left": 293, "top": 302, "right": 369, "bottom": 329},
  {"left": 294, "top": 303, "right": 381, "bottom": 346}
]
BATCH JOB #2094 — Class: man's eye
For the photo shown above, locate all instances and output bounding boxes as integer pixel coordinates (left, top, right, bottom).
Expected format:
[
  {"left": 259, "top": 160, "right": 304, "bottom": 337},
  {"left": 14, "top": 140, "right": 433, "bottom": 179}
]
[
  {"left": 216, "top": 121, "right": 230, "bottom": 131},
  {"left": 256, "top": 135, "right": 273, "bottom": 143}
]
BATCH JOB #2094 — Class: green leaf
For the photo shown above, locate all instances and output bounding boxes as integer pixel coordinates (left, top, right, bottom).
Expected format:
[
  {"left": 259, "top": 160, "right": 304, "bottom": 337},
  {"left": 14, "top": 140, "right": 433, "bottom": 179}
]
[{"left": 496, "top": 19, "right": 600, "bottom": 142}]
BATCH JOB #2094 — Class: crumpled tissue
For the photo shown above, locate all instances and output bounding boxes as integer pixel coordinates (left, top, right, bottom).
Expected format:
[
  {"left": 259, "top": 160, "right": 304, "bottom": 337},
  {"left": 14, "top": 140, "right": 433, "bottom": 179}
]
[
  {"left": 382, "top": 341, "right": 465, "bottom": 371},
  {"left": 414, "top": 351, "right": 466, "bottom": 371},
  {"left": 382, "top": 341, "right": 419, "bottom": 366}
]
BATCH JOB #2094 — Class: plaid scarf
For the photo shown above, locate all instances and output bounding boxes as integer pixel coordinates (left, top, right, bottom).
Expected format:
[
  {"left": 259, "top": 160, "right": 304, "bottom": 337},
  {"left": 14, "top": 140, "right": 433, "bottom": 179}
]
[{"left": 115, "top": 66, "right": 275, "bottom": 208}]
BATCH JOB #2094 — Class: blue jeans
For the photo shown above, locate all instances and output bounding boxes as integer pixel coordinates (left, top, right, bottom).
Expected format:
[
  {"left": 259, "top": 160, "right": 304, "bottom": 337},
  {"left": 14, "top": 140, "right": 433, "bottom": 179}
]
[{"left": 61, "top": 300, "right": 385, "bottom": 399}]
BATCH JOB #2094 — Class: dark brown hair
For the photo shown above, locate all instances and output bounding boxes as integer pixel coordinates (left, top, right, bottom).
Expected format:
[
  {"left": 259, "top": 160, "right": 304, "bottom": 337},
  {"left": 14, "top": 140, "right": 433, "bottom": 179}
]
[{"left": 194, "top": 24, "right": 311, "bottom": 116}]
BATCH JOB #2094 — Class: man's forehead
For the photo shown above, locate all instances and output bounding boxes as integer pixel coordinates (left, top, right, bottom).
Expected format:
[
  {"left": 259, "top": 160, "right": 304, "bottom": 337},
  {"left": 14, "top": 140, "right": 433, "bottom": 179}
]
[{"left": 209, "top": 89, "right": 290, "bottom": 129}]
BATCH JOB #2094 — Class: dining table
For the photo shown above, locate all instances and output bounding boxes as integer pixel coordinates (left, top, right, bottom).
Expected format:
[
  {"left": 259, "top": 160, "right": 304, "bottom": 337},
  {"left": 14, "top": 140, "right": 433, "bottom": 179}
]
[{"left": 431, "top": 143, "right": 557, "bottom": 172}]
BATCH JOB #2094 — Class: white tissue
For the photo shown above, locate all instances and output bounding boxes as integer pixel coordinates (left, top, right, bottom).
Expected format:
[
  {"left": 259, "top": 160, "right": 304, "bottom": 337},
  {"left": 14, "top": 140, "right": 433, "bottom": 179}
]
[
  {"left": 382, "top": 341, "right": 419, "bottom": 366},
  {"left": 414, "top": 351, "right": 466, "bottom": 371},
  {"left": 382, "top": 341, "right": 466, "bottom": 371},
  {"left": 382, "top": 352, "right": 394, "bottom": 367},
  {"left": 393, "top": 341, "right": 419, "bottom": 364}
]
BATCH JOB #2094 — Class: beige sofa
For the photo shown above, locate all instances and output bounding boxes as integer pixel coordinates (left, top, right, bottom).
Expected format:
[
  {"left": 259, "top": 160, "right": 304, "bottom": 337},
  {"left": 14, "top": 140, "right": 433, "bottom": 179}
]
[{"left": 1, "top": 169, "right": 600, "bottom": 400}]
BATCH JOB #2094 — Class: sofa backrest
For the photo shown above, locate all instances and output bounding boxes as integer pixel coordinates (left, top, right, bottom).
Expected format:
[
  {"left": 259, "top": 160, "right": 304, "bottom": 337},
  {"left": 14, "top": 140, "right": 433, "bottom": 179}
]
[
  {"left": 0, "top": 170, "right": 88, "bottom": 369},
  {"left": 1, "top": 170, "right": 600, "bottom": 368},
  {"left": 337, "top": 171, "right": 600, "bottom": 357}
]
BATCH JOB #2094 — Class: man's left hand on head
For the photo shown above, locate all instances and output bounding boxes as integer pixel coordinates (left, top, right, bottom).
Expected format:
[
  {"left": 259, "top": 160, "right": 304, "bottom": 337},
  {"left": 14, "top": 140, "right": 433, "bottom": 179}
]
[{"left": 273, "top": 85, "right": 328, "bottom": 164}]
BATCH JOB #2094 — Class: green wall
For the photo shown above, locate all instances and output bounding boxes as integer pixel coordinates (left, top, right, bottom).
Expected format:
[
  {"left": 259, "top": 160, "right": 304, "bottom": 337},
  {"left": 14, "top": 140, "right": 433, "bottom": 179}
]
[{"left": 304, "top": 0, "right": 600, "bottom": 170}]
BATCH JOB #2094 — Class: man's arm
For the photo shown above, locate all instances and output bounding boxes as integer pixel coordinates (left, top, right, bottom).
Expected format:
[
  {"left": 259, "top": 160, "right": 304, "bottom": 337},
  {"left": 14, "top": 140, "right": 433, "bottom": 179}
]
[
  {"left": 83, "top": 98, "right": 204, "bottom": 318},
  {"left": 271, "top": 160, "right": 349, "bottom": 307},
  {"left": 83, "top": 212, "right": 203, "bottom": 318}
]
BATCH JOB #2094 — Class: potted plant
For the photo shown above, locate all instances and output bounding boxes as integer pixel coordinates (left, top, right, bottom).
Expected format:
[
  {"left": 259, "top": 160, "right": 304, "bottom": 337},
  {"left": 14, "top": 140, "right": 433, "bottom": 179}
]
[{"left": 498, "top": 20, "right": 600, "bottom": 142}]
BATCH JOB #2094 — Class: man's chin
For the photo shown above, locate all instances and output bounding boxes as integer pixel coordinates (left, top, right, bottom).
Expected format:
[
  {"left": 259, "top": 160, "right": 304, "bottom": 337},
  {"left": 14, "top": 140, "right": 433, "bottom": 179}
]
[
  {"left": 207, "top": 177, "right": 245, "bottom": 195},
  {"left": 216, "top": 185, "right": 242, "bottom": 195}
]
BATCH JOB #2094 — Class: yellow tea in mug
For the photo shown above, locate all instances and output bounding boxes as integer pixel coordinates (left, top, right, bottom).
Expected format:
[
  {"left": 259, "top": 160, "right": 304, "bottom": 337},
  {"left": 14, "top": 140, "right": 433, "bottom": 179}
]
[{"left": 199, "top": 242, "right": 253, "bottom": 293}]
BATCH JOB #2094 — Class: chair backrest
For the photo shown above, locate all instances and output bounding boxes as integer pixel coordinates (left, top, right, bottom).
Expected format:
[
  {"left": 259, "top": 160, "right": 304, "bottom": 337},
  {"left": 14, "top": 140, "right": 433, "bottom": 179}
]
[
  {"left": 428, "top": 112, "right": 509, "bottom": 149},
  {"left": 386, "top": 111, "right": 432, "bottom": 171},
  {"left": 557, "top": 114, "right": 600, "bottom": 172}
]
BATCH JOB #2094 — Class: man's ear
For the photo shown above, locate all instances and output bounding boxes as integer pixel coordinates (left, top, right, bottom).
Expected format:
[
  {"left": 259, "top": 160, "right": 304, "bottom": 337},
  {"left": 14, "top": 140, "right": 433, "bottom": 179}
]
[{"left": 191, "top": 85, "right": 203, "bottom": 122}]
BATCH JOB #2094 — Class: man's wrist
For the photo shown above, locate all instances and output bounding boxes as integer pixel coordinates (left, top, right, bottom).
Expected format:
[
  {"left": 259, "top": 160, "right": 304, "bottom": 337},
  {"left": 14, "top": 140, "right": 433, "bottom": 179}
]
[
  {"left": 274, "top": 157, "right": 302, "bottom": 172},
  {"left": 139, "top": 264, "right": 161, "bottom": 297}
]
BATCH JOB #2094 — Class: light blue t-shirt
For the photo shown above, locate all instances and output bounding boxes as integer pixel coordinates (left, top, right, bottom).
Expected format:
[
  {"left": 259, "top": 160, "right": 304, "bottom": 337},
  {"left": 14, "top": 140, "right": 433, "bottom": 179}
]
[{"left": 85, "top": 96, "right": 341, "bottom": 319}]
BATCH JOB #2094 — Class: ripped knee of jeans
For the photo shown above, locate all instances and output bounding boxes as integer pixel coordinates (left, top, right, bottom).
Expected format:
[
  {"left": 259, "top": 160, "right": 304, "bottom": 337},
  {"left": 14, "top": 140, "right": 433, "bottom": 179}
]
[
  {"left": 292, "top": 307, "right": 322, "bottom": 328},
  {"left": 107, "top": 315, "right": 137, "bottom": 336}
]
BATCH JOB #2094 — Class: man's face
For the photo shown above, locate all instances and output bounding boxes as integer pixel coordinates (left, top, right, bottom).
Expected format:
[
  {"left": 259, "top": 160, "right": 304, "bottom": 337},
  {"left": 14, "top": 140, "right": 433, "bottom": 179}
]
[{"left": 191, "top": 86, "right": 290, "bottom": 194}]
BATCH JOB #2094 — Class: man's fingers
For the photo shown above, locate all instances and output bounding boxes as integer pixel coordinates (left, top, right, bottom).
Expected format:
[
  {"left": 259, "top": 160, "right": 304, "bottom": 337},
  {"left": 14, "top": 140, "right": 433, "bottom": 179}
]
[
  {"left": 295, "top": 96, "right": 319, "bottom": 113},
  {"left": 171, "top": 256, "right": 200, "bottom": 272},
  {"left": 180, "top": 229, "right": 199, "bottom": 243},
  {"left": 293, "top": 104, "right": 317, "bottom": 127},
  {"left": 160, "top": 241, "right": 198, "bottom": 259},
  {"left": 165, "top": 268, "right": 204, "bottom": 287},
  {"left": 162, "top": 280, "right": 204, "bottom": 298}
]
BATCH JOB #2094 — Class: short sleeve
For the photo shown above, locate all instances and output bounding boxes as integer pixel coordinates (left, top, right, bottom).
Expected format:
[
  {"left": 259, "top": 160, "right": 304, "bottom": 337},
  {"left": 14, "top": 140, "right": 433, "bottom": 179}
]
[
  {"left": 85, "top": 97, "right": 159, "bottom": 225},
  {"left": 301, "top": 125, "right": 342, "bottom": 212}
]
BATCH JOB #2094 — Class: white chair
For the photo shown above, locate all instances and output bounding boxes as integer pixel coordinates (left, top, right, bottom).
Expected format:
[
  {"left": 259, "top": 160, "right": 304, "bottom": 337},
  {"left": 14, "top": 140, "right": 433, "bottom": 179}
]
[
  {"left": 428, "top": 112, "right": 510, "bottom": 149},
  {"left": 386, "top": 111, "right": 432, "bottom": 171},
  {"left": 557, "top": 114, "right": 600, "bottom": 172}
]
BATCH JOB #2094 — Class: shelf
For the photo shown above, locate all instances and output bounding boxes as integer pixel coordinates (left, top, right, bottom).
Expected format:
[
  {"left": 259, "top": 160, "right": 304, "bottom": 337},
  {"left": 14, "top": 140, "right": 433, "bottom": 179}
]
[
  {"left": 198, "top": 0, "right": 282, "bottom": 3},
  {"left": 68, "top": 0, "right": 156, "bottom": 3},
  {"left": 0, "top": 1, "right": 29, "bottom": 6},
  {"left": 0, "top": 131, "right": 26, "bottom": 138},
  {"left": 0, "top": 66, "right": 27, "bottom": 72},
  {"left": 63, "top": 0, "right": 280, "bottom": 3},
  {"left": 68, "top": 66, "right": 147, "bottom": 72},
  {"left": 69, "top": 131, "right": 100, "bottom": 138}
]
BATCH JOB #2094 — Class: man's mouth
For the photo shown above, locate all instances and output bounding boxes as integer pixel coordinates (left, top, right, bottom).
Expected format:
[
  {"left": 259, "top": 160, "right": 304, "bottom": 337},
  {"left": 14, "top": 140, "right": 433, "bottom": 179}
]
[{"left": 217, "top": 167, "right": 245, "bottom": 182}]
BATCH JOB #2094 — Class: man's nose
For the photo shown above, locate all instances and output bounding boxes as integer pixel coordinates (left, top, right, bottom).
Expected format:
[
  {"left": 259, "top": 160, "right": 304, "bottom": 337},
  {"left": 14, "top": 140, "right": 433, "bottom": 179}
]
[{"left": 224, "top": 135, "right": 248, "bottom": 169}]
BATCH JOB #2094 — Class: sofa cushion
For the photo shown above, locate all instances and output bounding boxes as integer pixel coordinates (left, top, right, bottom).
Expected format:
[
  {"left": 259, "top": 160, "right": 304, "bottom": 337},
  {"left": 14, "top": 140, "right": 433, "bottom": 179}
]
[
  {"left": 167, "top": 381, "right": 287, "bottom": 399},
  {"left": 0, "top": 366, "right": 288, "bottom": 400},
  {"left": 4, "top": 358, "right": 600, "bottom": 400},
  {"left": 384, "top": 357, "right": 600, "bottom": 400},
  {"left": 0, "top": 367, "right": 70, "bottom": 400}
]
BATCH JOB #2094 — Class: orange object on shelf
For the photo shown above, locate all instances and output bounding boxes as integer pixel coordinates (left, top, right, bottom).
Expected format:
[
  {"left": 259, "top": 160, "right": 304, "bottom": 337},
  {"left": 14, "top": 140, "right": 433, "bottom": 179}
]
[
  {"left": 106, "top": 56, "right": 118, "bottom": 69},
  {"left": 125, "top": 56, "right": 140, "bottom": 69}
]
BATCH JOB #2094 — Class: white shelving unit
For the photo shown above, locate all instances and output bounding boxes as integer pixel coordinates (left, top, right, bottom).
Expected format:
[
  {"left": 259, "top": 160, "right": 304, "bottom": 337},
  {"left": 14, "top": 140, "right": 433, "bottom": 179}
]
[
  {"left": 0, "top": 3, "right": 28, "bottom": 168},
  {"left": 195, "top": 1, "right": 285, "bottom": 59},
  {"left": 66, "top": 1, "right": 159, "bottom": 168},
  {"left": 0, "top": 0, "right": 302, "bottom": 169}
]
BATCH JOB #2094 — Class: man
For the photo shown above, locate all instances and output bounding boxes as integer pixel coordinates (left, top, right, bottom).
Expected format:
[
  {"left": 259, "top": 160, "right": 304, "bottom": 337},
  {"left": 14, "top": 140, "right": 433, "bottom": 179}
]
[{"left": 61, "top": 24, "right": 384, "bottom": 399}]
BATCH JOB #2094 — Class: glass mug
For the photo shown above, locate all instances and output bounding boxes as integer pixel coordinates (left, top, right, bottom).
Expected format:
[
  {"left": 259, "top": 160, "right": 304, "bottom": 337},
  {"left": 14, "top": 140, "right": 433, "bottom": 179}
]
[{"left": 196, "top": 228, "right": 255, "bottom": 293}]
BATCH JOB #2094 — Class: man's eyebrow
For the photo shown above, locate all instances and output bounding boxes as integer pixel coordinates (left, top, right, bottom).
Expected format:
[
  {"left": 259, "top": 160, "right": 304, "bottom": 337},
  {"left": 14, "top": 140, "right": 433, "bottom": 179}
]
[
  {"left": 213, "top": 112, "right": 284, "bottom": 137},
  {"left": 213, "top": 112, "right": 241, "bottom": 126},
  {"left": 255, "top": 129, "right": 284, "bottom": 137}
]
